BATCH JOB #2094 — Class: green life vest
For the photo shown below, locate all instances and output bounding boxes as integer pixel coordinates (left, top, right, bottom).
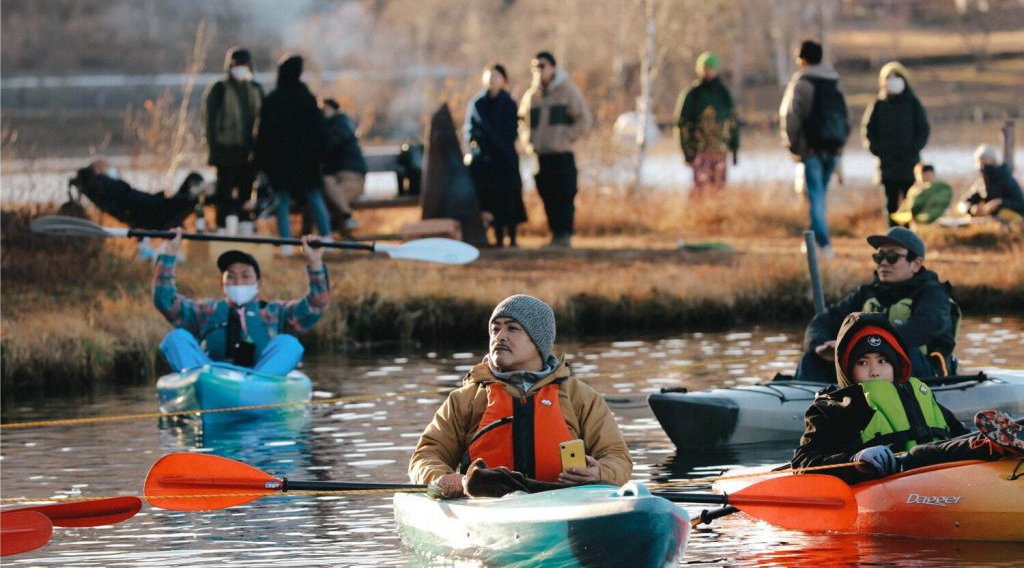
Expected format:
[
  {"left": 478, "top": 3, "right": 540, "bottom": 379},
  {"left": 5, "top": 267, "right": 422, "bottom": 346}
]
[{"left": 859, "top": 378, "right": 950, "bottom": 451}]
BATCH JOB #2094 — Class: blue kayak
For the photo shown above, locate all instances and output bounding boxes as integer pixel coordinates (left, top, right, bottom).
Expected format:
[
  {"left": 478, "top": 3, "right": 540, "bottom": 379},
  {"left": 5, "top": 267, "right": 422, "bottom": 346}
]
[
  {"left": 393, "top": 482, "right": 689, "bottom": 567},
  {"left": 156, "top": 364, "right": 312, "bottom": 421}
]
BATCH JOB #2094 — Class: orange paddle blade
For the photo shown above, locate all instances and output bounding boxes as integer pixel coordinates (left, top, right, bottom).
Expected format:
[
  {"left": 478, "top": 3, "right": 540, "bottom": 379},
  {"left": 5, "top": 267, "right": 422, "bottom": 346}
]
[
  {"left": 1, "top": 510, "right": 53, "bottom": 557},
  {"left": 145, "top": 453, "right": 282, "bottom": 511},
  {"left": 20, "top": 497, "right": 142, "bottom": 528},
  {"left": 730, "top": 474, "right": 857, "bottom": 531}
]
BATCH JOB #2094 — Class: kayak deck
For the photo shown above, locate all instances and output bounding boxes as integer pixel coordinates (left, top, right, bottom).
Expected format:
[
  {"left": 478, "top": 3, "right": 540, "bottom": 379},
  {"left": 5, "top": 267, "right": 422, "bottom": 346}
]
[
  {"left": 393, "top": 482, "right": 690, "bottom": 567},
  {"left": 156, "top": 364, "right": 312, "bottom": 419}
]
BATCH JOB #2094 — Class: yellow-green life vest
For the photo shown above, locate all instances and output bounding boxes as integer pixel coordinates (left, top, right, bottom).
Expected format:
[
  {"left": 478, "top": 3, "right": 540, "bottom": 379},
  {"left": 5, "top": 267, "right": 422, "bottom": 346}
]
[
  {"left": 862, "top": 296, "right": 962, "bottom": 357},
  {"left": 859, "top": 378, "right": 950, "bottom": 451}
]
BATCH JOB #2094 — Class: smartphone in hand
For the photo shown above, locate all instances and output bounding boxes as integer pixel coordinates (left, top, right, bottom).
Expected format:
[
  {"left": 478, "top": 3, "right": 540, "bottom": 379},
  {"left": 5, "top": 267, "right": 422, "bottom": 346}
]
[{"left": 559, "top": 439, "right": 586, "bottom": 473}]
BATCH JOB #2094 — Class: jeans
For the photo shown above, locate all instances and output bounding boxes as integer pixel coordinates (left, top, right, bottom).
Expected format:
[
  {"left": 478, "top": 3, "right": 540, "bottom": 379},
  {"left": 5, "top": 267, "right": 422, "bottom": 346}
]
[
  {"left": 159, "top": 328, "right": 304, "bottom": 376},
  {"left": 214, "top": 163, "right": 256, "bottom": 227},
  {"left": 802, "top": 153, "right": 838, "bottom": 248},
  {"left": 535, "top": 152, "right": 578, "bottom": 239},
  {"left": 275, "top": 189, "right": 331, "bottom": 238}
]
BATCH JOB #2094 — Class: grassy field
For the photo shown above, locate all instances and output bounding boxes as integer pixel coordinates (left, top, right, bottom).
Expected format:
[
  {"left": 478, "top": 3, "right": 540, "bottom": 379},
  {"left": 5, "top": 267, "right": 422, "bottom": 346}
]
[{"left": 3, "top": 182, "right": 1022, "bottom": 401}]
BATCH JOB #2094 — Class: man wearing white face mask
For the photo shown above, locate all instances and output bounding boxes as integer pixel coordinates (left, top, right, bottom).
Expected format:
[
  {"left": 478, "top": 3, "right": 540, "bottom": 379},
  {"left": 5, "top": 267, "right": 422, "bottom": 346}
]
[
  {"left": 862, "top": 61, "right": 930, "bottom": 227},
  {"left": 203, "top": 47, "right": 264, "bottom": 229},
  {"left": 153, "top": 229, "right": 329, "bottom": 375}
]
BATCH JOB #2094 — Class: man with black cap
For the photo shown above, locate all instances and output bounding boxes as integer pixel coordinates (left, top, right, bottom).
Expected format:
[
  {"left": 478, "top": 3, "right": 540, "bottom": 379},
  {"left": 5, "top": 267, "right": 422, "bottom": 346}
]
[
  {"left": 409, "top": 294, "right": 632, "bottom": 498},
  {"left": 153, "top": 229, "right": 328, "bottom": 375},
  {"left": 203, "top": 46, "right": 264, "bottom": 229},
  {"left": 793, "top": 312, "right": 1021, "bottom": 485},
  {"left": 795, "top": 226, "right": 958, "bottom": 383}
]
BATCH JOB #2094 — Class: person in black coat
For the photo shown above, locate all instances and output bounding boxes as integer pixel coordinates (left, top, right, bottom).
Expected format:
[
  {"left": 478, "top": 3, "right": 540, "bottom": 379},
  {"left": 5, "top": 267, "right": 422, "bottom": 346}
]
[
  {"left": 963, "top": 144, "right": 1024, "bottom": 221},
  {"left": 862, "top": 61, "right": 930, "bottom": 226},
  {"left": 255, "top": 54, "right": 331, "bottom": 243},
  {"left": 464, "top": 63, "right": 527, "bottom": 247}
]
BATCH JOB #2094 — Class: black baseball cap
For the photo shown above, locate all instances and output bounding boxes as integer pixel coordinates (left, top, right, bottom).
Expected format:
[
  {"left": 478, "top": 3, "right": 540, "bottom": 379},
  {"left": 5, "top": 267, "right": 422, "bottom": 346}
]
[
  {"left": 866, "top": 227, "right": 925, "bottom": 258},
  {"left": 217, "top": 250, "right": 261, "bottom": 279}
]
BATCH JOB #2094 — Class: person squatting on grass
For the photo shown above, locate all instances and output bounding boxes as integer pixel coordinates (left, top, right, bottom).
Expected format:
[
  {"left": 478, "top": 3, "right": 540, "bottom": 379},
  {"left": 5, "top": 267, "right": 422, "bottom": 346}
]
[
  {"left": 962, "top": 144, "right": 1024, "bottom": 223},
  {"left": 153, "top": 228, "right": 329, "bottom": 375},
  {"left": 518, "top": 52, "right": 593, "bottom": 248},
  {"left": 792, "top": 312, "right": 1023, "bottom": 485},
  {"left": 795, "top": 227, "right": 958, "bottom": 382},
  {"left": 674, "top": 51, "right": 739, "bottom": 199},
  {"left": 890, "top": 163, "right": 953, "bottom": 227},
  {"left": 779, "top": 39, "right": 850, "bottom": 259},
  {"left": 861, "top": 61, "right": 930, "bottom": 227},
  {"left": 409, "top": 294, "right": 632, "bottom": 498}
]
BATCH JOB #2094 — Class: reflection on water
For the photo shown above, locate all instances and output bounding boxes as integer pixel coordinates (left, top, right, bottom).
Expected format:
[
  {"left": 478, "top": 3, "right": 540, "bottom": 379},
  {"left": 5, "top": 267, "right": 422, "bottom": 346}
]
[{"left": 1, "top": 316, "right": 1022, "bottom": 566}]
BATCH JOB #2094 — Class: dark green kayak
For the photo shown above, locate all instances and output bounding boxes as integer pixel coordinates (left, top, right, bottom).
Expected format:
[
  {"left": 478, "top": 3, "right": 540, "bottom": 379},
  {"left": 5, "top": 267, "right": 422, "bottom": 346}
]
[{"left": 393, "top": 482, "right": 689, "bottom": 567}]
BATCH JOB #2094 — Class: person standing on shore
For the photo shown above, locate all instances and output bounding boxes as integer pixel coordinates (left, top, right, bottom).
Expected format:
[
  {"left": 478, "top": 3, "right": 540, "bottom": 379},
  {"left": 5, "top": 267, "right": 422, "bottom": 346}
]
[
  {"left": 153, "top": 229, "right": 329, "bottom": 375},
  {"left": 255, "top": 54, "right": 331, "bottom": 252},
  {"left": 321, "top": 97, "right": 368, "bottom": 233},
  {"left": 519, "top": 52, "right": 592, "bottom": 248},
  {"left": 862, "top": 62, "right": 930, "bottom": 227},
  {"left": 465, "top": 63, "right": 527, "bottom": 247},
  {"left": 779, "top": 39, "right": 850, "bottom": 259},
  {"left": 674, "top": 51, "right": 739, "bottom": 199},
  {"left": 202, "top": 47, "right": 263, "bottom": 230}
]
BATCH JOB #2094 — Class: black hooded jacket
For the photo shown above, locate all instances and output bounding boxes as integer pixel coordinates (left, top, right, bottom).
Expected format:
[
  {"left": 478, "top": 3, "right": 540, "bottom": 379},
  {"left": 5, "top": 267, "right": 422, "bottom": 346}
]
[{"left": 792, "top": 313, "right": 966, "bottom": 484}]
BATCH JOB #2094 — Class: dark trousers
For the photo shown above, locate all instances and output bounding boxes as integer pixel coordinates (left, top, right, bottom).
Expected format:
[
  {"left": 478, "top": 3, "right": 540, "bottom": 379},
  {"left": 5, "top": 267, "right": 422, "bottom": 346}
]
[
  {"left": 795, "top": 347, "right": 935, "bottom": 383},
  {"left": 535, "top": 152, "right": 578, "bottom": 238},
  {"left": 902, "top": 435, "right": 1008, "bottom": 471},
  {"left": 214, "top": 163, "right": 256, "bottom": 227},
  {"left": 883, "top": 179, "right": 914, "bottom": 226}
]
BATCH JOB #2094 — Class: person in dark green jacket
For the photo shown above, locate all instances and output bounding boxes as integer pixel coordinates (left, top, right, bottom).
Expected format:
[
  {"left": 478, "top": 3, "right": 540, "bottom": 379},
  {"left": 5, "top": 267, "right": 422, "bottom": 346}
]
[
  {"left": 890, "top": 163, "right": 953, "bottom": 226},
  {"left": 674, "top": 51, "right": 739, "bottom": 199},
  {"left": 795, "top": 227, "right": 958, "bottom": 383},
  {"left": 862, "top": 62, "right": 930, "bottom": 227}
]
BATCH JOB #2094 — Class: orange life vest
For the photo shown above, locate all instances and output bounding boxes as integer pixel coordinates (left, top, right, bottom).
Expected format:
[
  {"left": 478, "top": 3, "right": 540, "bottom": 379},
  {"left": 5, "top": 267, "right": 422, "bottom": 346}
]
[{"left": 466, "top": 382, "right": 575, "bottom": 482}]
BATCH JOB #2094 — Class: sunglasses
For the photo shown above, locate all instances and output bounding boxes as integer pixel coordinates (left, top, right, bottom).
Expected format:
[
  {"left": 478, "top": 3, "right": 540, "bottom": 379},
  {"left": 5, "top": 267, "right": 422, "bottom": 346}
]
[{"left": 872, "top": 251, "right": 913, "bottom": 265}]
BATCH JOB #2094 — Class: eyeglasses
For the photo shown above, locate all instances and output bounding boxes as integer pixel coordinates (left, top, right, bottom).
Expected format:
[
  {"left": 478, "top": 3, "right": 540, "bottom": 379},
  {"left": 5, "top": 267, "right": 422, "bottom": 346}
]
[{"left": 872, "top": 251, "right": 912, "bottom": 265}]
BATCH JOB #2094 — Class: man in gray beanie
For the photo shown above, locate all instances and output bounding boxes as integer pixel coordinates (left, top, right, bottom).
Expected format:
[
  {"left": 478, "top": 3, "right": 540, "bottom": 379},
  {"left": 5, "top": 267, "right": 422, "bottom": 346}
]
[{"left": 409, "top": 294, "right": 632, "bottom": 499}]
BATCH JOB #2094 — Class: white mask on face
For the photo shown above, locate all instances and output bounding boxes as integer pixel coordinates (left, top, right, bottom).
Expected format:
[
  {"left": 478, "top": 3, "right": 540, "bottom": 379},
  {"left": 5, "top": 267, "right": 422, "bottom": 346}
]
[
  {"left": 885, "top": 76, "right": 906, "bottom": 95},
  {"left": 106, "top": 167, "right": 120, "bottom": 180},
  {"left": 230, "top": 65, "right": 253, "bottom": 82},
  {"left": 224, "top": 284, "right": 259, "bottom": 306}
]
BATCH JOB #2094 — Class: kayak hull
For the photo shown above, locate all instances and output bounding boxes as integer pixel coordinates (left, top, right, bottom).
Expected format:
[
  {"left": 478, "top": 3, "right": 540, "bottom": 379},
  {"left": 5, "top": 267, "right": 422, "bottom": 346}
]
[
  {"left": 393, "top": 483, "right": 689, "bottom": 567},
  {"left": 651, "top": 369, "right": 1024, "bottom": 448},
  {"left": 713, "top": 459, "right": 1024, "bottom": 542},
  {"left": 155, "top": 364, "right": 312, "bottom": 421}
]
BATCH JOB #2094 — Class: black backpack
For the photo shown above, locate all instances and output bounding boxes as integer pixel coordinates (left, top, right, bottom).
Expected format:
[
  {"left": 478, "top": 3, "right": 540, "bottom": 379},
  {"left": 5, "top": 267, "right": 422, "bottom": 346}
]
[{"left": 804, "top": 77, "right": 849, "bottom": 151}]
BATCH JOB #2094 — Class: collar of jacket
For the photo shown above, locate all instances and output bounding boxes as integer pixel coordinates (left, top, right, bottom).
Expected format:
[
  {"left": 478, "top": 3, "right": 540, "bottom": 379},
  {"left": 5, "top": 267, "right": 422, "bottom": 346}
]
[{"left": 465, "top": 357, "right": 570, "bottom": 394}]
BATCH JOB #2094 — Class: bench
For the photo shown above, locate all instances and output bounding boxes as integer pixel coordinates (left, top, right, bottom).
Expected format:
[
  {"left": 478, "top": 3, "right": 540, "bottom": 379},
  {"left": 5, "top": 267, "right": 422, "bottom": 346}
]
[{"left": 352, "top": 144, "right": 423, "bottom": 210}]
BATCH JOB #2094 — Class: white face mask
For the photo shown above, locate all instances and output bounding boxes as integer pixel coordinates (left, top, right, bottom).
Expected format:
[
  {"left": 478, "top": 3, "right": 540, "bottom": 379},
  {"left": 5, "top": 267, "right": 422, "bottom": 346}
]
[
  {"left": 106, "top": 167, "right": 120, "bottom": 180},
  {"left": 224, "top": 284, "right": 259, "bottom": 306},
  {"left": 230, "top": 65, "right": 253, "bottom": 82},
  {"left": 885, "top": 76, "right": 905, "bottom": 95}
]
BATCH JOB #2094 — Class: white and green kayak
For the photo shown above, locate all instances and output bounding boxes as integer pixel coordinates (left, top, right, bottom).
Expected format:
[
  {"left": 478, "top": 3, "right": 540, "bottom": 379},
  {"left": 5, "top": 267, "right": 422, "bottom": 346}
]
[
  {"left": 156, "top": 364, "right": 312, "bottom": 421},
  {"left": 393, "top": 482, "right": 689, "bottom": 567}
]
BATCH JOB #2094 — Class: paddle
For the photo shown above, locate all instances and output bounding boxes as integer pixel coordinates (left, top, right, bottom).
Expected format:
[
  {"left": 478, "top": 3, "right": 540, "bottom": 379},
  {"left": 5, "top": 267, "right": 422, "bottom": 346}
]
[
  {"left": 145, "top": 453, "right": 855, "bottom": 532},
  {"left": 651, "top": 473, "right": 856, "bottom": 532},
  {"left": 15, "top": 496, "right": 142, "bottom": 527},
  {"left": 0, "top": 510, "right": 53, "bottom": 557},
  {"left": 144, "top": 452, "right": 426, "bottom": 511},
  {"left": 30, "top": 215, "right": 479, "bottom": 265}
]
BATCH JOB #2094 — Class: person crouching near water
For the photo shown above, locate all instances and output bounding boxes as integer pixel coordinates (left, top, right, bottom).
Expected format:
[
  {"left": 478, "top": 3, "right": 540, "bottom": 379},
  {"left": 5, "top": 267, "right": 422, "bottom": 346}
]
[
  {"left": 153, "top": 228, "right": 329, "bottom": 375},
  {"left": 409, "top": 294, "right": 632, "bottom": 498},
  {"left": 792, "top": 312, "right": 1023, "bottom": 485}
]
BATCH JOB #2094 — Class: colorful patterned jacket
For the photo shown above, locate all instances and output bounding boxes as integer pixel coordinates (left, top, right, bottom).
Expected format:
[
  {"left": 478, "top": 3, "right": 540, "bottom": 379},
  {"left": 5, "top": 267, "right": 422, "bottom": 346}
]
[{"left": 153, "top": 254, "right": 329, "bottom": 361}]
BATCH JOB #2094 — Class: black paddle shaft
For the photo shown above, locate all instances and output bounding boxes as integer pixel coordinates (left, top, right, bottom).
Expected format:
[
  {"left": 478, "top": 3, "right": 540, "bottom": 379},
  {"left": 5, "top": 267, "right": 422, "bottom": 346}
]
[
  {"left": 651, "top": 491, "right": 729, "bottom": 505},
  {"left": 126, "top": 228, "right": 375, "bottom": 252},
  {"left": 282, "top": 479, "right": 427, "bottom": 492}
]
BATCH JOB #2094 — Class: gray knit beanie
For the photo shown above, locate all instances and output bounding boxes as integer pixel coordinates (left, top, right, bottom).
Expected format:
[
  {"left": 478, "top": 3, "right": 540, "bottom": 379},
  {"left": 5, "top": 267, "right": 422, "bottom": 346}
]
[{"left": 489, "top": 294, "right": 556, "bottom": 361}]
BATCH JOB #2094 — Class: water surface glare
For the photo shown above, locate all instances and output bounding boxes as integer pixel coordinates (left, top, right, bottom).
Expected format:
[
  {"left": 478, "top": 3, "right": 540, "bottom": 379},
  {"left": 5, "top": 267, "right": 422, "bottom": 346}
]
[{"left": 2, "top": 317, "right": 1023, "bottom": 566}]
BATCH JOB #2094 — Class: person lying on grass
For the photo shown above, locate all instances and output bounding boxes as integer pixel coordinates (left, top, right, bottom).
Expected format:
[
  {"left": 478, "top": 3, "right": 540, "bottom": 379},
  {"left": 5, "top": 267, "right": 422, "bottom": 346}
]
[
  {"left": 153, "top": 228, "right": 328, "bottom": 375},
  {"left": 792, "top": 312, "right": 1023, "bottom": 485},
  {"left": 409, "top": 294, "right": 632, "bottom": 498}
]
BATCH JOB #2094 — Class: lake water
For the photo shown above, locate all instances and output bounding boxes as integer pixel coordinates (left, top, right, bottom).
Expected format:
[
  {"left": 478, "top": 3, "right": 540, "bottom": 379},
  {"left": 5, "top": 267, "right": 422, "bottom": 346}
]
[{"left": 1, "top": 316, "right": 1022, "bottom": 566}]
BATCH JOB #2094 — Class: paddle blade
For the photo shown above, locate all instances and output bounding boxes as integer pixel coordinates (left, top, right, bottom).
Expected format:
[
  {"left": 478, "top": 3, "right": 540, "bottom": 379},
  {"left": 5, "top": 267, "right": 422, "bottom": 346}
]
[
  {"left": 728, "top": 474, "right": 857, "bottom": 531},
  {"left": 19, "top": 497, "right": 142, "bottom": 528},
  {"left": 30, "top": 215, "right": 126, "bottom": 238},
  {"left": 376, "top": 238, "right": 479, "bottom": 264},
  {"left": 145, "top": 453, "right": 281, "bottom": 511},
  {"left": 1, "top": 510, "right": 53, "bottom": 557}
]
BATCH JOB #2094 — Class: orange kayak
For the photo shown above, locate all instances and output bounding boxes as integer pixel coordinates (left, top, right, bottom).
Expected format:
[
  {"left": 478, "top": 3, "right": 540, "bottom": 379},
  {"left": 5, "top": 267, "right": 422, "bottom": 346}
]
[{"left": 714, "top": 459, "right": 1023, "bottom": 542}]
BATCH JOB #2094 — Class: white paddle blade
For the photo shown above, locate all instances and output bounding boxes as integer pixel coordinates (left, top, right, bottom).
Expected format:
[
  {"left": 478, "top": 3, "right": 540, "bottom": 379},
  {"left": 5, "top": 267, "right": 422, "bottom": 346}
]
[
  {"left": 376, "top": 238, "right": 479, "bottom": 265},
  {"left": 30, "top": 215, "right": 127, "bottom": 238}
]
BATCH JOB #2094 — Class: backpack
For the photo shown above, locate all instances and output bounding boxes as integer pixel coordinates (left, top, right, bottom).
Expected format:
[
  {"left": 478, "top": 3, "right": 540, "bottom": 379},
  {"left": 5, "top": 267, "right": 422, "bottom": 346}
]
[{"left": 804, "top": 77, "right": 848, "bottom": 151}]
